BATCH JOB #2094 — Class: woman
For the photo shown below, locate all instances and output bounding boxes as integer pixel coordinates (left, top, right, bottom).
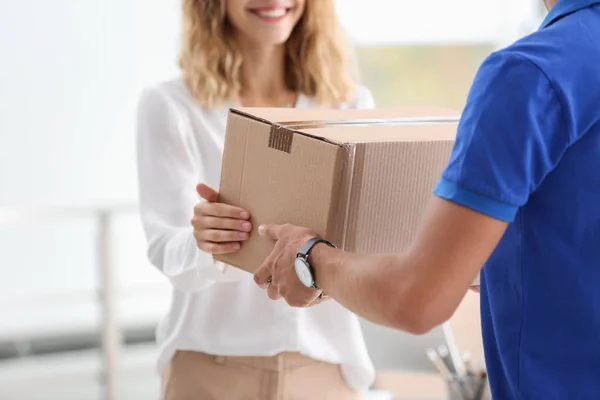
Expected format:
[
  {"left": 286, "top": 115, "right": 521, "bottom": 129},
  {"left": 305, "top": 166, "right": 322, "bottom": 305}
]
[{"left": 136, "top": 0, "right": 376, "bottom": 398}]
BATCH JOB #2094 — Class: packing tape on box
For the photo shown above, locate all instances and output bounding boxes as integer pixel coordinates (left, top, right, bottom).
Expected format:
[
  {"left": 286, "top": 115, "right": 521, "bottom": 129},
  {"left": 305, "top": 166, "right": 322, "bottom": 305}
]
[
  {"left": 337, "top": 142, "right": 358, "bottom": 250},
  {"left": 268, "top": 116, "right": 460, "bottom": 153},
  {"left": 268, "top": 125, "right": 294, "bottom": 153},
  {"left": 274, "top": 116, "right": 460, "bottom": 130}
]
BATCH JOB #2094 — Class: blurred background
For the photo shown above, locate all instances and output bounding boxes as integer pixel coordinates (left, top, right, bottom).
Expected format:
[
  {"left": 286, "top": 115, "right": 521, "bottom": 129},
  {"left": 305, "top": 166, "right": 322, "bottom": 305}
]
[{"left": 0, "top": 1, "right": 546, "bottom": 399}]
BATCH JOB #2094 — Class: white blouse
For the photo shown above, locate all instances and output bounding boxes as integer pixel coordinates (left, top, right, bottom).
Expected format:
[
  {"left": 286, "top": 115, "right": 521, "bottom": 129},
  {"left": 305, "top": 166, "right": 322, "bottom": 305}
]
[{"left": 136, "top": 78, "right": 376, "bottom": 392}]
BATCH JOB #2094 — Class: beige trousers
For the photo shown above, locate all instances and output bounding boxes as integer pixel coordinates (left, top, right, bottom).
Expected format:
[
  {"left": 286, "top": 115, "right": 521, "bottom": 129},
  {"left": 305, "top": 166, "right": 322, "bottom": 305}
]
[{"left": 161, "top": 351, "right": 364, "bottom": 400}]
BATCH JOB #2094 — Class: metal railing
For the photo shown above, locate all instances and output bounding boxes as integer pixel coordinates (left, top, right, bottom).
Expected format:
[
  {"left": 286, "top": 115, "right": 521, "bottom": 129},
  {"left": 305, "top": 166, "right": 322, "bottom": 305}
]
[{"left": 0, "top": 203, "right": 139, "bottom": 400}]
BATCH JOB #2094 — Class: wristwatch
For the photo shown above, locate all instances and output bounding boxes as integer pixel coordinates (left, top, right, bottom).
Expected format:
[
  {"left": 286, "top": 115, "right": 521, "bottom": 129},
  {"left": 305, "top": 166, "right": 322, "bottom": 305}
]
[{"left": 294, "top": 237, "right": 336, "bottom": 289}]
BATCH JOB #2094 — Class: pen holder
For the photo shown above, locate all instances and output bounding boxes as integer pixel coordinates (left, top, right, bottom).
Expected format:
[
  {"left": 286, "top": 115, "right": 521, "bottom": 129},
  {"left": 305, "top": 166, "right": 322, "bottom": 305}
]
[{"left": 446, "top": 375, "right": 490, "bottom": 400}]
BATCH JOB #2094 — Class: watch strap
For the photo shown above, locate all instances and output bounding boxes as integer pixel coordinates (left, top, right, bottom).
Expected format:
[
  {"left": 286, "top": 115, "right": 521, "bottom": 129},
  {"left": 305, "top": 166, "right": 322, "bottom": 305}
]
[
  {"left": 297, "top": 237, "right": 336, "bottom": 259},
  {"left": 296, "top": 237, "right": 336, "bottom": 291}
]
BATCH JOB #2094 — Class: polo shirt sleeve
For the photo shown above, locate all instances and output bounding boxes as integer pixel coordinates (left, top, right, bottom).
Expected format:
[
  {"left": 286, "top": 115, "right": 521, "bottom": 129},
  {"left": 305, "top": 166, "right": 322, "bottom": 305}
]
[{"left": 433, "top": 51, "right": 570, "bottom": 222}]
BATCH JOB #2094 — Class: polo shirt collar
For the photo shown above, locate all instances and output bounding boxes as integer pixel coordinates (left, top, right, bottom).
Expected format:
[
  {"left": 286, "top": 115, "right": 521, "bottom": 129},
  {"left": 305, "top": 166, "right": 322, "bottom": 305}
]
[{"left": 540, "top": 0, "right": 600, "bottom": 28}]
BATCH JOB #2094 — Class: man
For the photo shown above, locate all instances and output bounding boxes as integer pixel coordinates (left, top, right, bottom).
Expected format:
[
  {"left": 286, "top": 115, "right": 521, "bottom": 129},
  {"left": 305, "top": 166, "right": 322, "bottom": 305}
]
[{"left": 253, "top": 0, "right": 600, "bottom": 398}]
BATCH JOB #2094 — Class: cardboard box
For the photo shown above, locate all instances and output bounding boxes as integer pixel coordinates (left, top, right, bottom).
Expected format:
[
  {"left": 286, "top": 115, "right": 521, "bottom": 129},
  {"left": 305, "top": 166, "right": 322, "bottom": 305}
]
[{"left": 215, "top": 107, "right": 459, "bottom": 273}]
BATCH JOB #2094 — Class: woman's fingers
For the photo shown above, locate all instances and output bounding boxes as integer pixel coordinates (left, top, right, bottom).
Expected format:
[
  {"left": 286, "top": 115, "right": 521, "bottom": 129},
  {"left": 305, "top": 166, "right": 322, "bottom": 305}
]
[
  {"left": 196, "top": 183, "right": 219, "bottom": 202},
  {"left": 193, "top": 229, "right": 247, "bottom": 255},
  {"left": 195, "top": 202, "right": 249, "bottom": 219},
  {"left": 192, "top": 216, "right": 252, "bottom": 232},
  {"left": 198, "top": 229, "right": 249, "bottom": 243},
  {"left": 191, "top": 215, "right": 252, "bottom": 232},
  {"left": 191, "top": 192, "right": 251, "bottom": 255},
  {"left": 195, "top": 240, "right": 242, "bottom": 255}
]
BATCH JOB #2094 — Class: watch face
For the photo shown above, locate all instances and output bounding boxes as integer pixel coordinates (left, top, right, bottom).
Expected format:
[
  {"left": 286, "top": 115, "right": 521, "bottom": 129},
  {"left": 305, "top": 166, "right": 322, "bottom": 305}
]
[{"left": 294, "top": 258, "right": 313, "bottom": 287}]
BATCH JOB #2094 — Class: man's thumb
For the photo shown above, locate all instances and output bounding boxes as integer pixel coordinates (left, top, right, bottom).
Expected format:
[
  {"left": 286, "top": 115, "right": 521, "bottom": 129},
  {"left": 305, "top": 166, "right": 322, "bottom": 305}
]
[{"left": 196, "top": 183, "right": 219, "bottom": 203}]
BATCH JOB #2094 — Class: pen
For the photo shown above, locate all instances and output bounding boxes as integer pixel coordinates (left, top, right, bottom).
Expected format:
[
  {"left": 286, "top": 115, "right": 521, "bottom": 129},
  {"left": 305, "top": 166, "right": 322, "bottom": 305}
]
[
  {"left": 462, "top": 352, "right": 473, "bottom": 376},
  {"left": 426, "top": 348, "right": 452, "bottom": 379},
  {"left": 442, "top": 322, "right": 466, "bottom": 376},
  {"left": 438, "top": 346, "right": 474, "bottom": 399},
  {"left": 436, "top": 345, "right": 456, "bottom": 375}
]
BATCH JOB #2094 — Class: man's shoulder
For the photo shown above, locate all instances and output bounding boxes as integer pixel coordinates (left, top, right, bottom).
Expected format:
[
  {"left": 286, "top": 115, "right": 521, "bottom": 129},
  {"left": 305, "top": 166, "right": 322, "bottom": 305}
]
[
  {"left": 501, "top": 8, "right": 600, "bottom": 82},
  {"left": 470, "top": 47, "right": 550, "bottom": 98}
]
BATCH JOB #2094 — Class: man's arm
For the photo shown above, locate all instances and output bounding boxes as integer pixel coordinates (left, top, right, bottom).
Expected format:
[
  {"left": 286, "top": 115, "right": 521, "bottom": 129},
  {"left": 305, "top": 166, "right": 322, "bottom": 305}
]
[
  {"left": 255, "top": 51, "right": 569, "bottom": 333},
  {"left": 309, "top": 197, "right": 506, "bottom": 333}
]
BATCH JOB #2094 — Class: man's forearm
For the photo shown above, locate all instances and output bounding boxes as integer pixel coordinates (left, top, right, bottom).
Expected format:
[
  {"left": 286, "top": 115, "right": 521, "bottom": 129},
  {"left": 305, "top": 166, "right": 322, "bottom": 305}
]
[
  {"left": 310, "top": 244, "right": 442, "bottom": 334},
  {"left": 256, "top": 197, "right": 500, "bottom": 329}
]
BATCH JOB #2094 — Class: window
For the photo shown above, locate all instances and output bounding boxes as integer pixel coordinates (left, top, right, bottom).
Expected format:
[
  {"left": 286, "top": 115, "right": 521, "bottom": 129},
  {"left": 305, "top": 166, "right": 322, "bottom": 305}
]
[{"left": 338, "top": 0, "right": 545, "bottom": 109}]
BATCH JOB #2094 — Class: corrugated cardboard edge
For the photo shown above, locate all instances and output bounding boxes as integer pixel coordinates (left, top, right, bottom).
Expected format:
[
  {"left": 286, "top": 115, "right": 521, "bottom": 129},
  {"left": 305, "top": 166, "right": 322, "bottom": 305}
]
[
  {"left": 325, "top": 143, "right": 366, "bottom": 250},
  {"left": 213, "top": 111, "right": 254, "bottom": 271},
  {"left": 325, "top": 144, "right": 354, "bottom": 248}
]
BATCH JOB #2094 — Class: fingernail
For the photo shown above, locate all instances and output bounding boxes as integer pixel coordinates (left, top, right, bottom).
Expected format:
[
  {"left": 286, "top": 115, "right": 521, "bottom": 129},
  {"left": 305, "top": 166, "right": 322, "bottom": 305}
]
[
  {"left": 258, "top": 225, "right": 265, "bottom": 235},
  {"left": 242, "top": 222, "right": 252, "bottom": 231},
  {"left": 238, "top": 231, "right": 248, "bottom": 239},
  {"left": 240, "top": 211, "right": 249, "bottom": 219}
]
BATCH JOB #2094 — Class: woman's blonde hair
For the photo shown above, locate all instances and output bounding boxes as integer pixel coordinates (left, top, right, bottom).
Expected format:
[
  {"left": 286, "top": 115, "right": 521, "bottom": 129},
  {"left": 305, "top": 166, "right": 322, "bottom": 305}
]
[{"left": 179, "top": 0, "right": 357, "bottom": 108}]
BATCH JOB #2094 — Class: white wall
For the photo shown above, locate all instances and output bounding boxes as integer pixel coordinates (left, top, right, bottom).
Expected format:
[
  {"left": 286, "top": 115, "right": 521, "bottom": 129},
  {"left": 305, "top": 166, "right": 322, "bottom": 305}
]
[
  {"left": 336, "top": 0, "right": 543, "bottom": 46},
  {"left": 0, "top": 0, "right": 181, "bottom": 208},
  {"left": 0, "top": 0, "right": 182, "bottom": 338}
]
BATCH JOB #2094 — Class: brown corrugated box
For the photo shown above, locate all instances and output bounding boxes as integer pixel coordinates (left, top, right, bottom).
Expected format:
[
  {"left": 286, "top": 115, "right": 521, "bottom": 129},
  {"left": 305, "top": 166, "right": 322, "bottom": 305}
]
[{"left": 215, "top": 107, "right": 459, "bottom": 273}]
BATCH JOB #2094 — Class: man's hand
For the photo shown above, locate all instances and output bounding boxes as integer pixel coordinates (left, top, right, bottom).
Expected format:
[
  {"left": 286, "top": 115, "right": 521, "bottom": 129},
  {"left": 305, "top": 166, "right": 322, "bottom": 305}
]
[{"left": 253, "top": 224, "right": 327, "bottom": 307}]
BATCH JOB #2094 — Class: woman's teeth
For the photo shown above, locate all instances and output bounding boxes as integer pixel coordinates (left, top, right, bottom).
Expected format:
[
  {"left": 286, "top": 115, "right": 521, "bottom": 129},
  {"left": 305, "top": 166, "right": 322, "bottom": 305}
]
[{"left": 256, "top": 8, "right": 287, "bottom": 18}]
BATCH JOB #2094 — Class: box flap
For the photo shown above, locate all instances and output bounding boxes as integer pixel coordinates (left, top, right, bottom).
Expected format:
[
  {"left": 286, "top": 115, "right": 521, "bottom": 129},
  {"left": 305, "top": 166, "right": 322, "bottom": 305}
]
[
  {"left": 299, "top": 123, "right": 457, "bottom": 143},
  {"left": 233, "top": 106, "right": 459, "bottom": 123},
  {"left": 232, "top": 107, "right": 459, "bottom": 145}
]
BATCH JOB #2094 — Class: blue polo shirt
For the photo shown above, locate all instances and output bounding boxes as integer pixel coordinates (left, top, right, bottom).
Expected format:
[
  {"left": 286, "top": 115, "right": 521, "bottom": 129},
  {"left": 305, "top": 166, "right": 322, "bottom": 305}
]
[{"left": 433, "top": 1, "right": 600, "bottom": 398}]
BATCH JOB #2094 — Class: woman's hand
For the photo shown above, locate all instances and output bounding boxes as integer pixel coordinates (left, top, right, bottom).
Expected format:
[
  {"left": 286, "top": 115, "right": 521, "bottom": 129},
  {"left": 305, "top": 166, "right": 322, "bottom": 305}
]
[{"left": 191, "top": 184, "right": 252, "bottom": 254}]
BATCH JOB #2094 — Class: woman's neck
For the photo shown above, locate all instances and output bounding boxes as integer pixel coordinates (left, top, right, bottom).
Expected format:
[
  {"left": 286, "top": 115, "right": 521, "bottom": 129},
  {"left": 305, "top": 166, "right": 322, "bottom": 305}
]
[{"left": 237, "top": 42, "right": 297, "bottom": 107}]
